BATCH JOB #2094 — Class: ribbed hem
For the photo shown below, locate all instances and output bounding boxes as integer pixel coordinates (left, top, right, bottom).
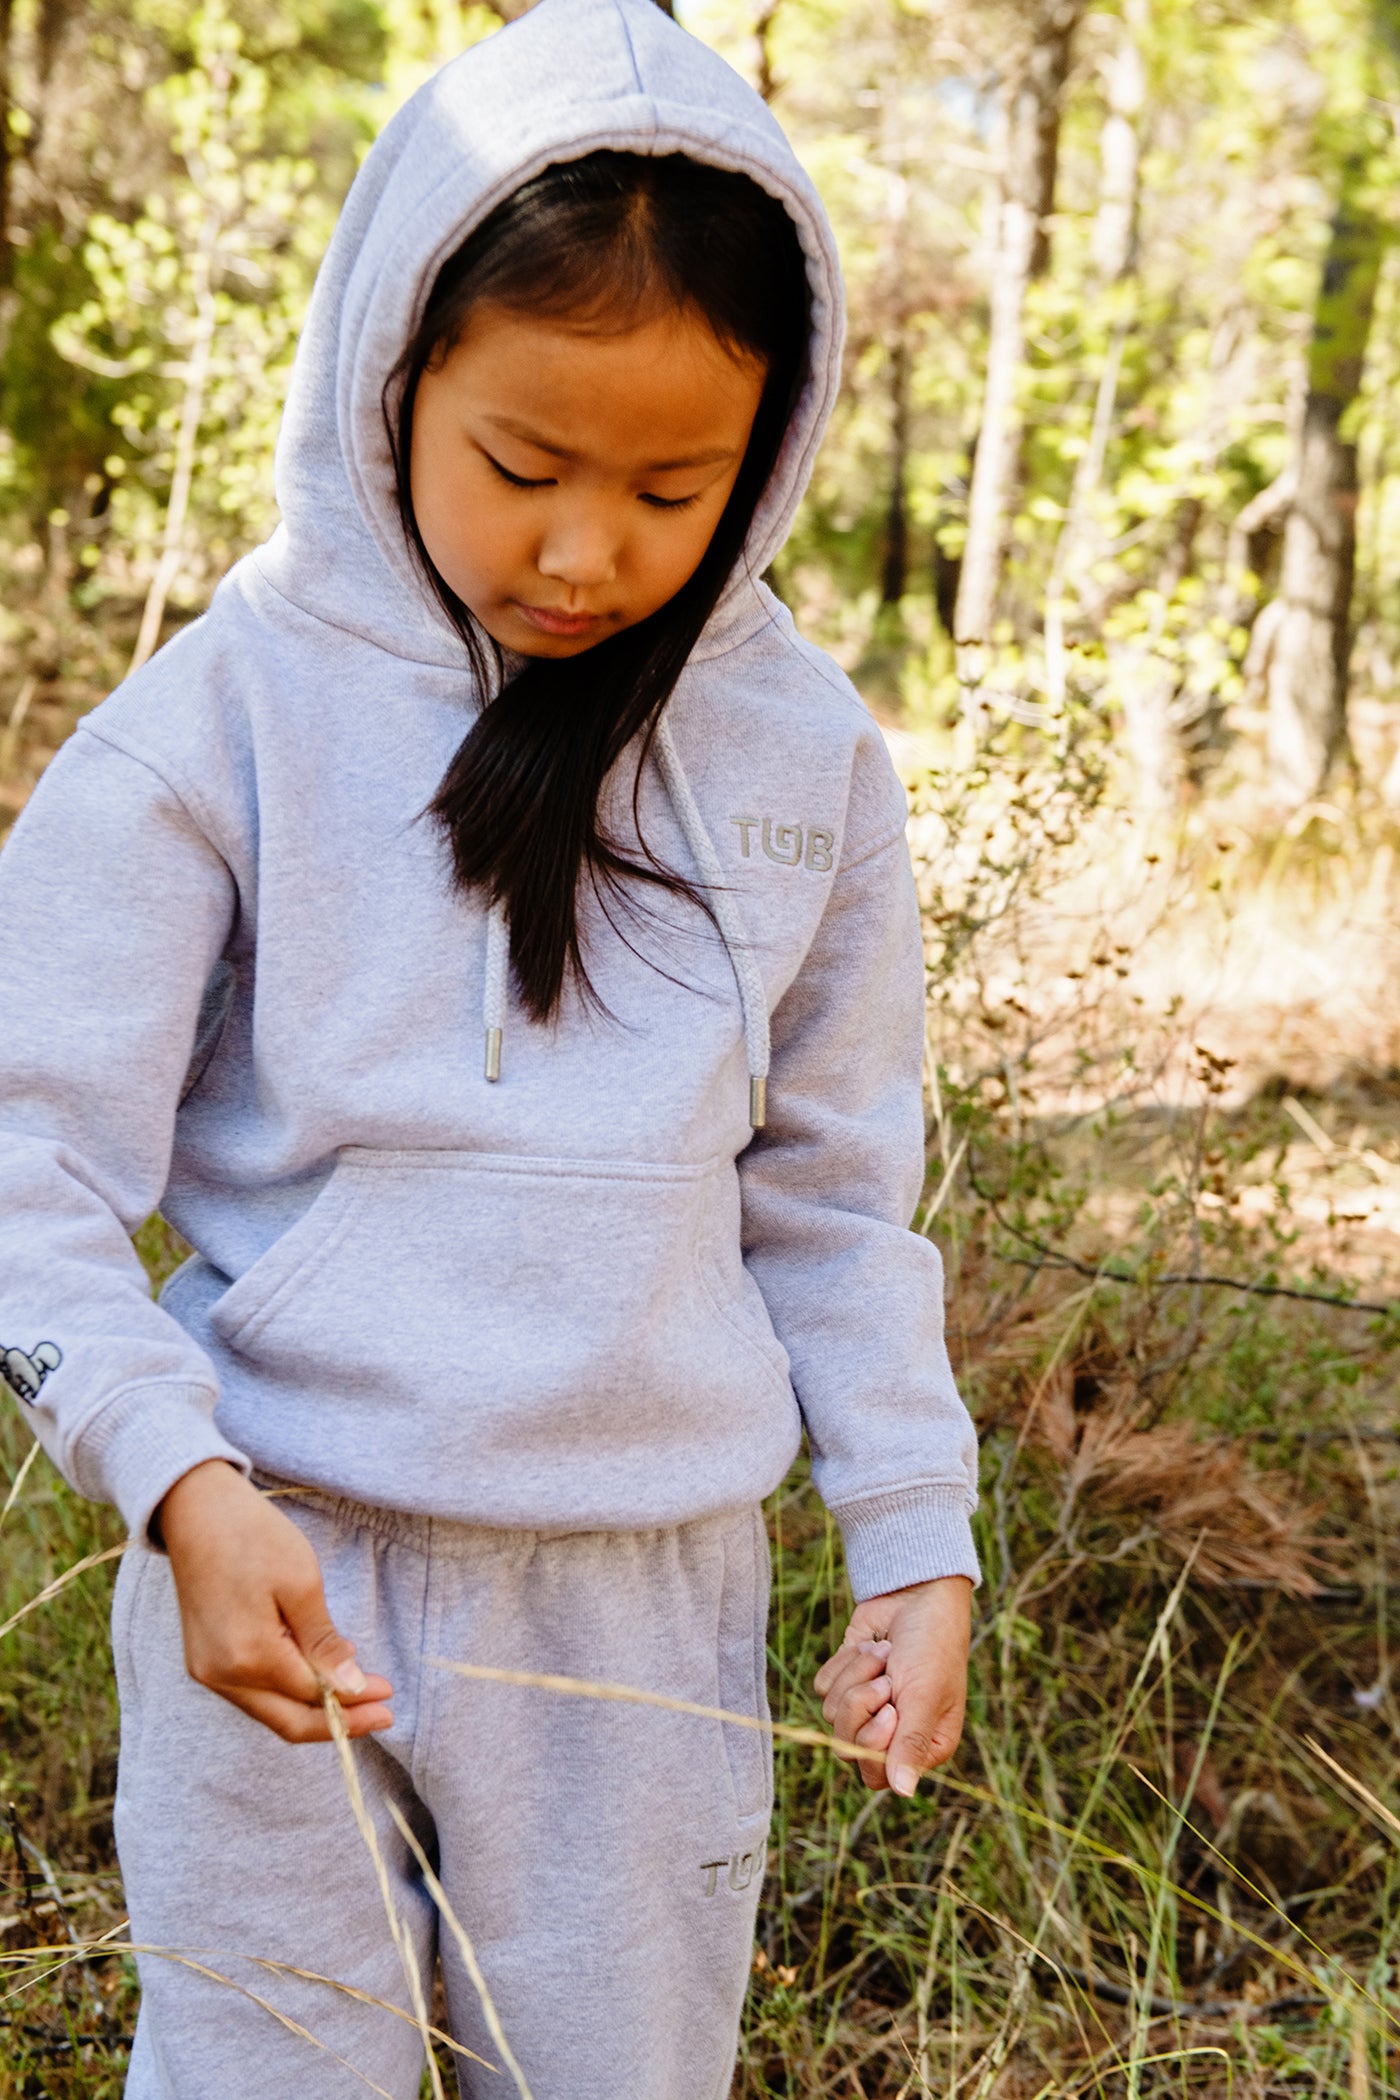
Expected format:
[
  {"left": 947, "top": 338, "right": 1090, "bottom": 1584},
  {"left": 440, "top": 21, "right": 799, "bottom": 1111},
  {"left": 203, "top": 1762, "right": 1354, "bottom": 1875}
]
[
  {"left": 74, "top": 1381, "right": 251, "bottom": 1548},
  {"left": 832, "top": 1484, "right": 981, "bottom": 1601}
]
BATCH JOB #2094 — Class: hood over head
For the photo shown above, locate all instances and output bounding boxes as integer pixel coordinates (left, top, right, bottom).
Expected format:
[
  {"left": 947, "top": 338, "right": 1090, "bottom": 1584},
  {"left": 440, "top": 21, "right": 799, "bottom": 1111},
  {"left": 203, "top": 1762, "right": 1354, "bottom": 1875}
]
[{"left": 252, "top": 0, "right": 845, "bottom": 667}]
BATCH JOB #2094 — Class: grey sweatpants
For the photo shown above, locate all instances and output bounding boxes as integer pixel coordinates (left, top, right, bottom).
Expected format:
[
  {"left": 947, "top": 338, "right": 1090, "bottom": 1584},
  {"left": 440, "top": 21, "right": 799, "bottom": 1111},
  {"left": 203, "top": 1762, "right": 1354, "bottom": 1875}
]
[{"left": 112, "top": 1486, "right": 772, "bottom": 2098}]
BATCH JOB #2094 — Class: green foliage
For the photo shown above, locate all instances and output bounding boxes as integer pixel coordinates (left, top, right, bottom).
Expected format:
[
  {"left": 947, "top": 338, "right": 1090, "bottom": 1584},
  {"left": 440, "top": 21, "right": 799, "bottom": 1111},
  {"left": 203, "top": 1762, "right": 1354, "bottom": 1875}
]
[
  {"left": 0, "top": 227, "right": 128, "bottom": 522},
  {"left": 0, "top": 0, "right": 383, "bottom": 608},
  {"left": 694, "top": 0, "right": 1400, "bottom": 772},
  {"left": 0, "top": 1416, "right": 130, "bottom": 2097},
  {"left": 5, "top": 0, "right": 1400, "bottom": 768},
  {"left": 48, "top": 2, "right": 338, "bottom": 613}
]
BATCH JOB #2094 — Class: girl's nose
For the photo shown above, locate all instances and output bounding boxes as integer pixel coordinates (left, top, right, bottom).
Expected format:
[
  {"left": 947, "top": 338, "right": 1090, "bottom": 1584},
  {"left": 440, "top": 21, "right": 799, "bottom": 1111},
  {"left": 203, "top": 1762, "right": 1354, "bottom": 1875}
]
[{"left": 536, "top": 514, "right": 619, "bottom": 592}]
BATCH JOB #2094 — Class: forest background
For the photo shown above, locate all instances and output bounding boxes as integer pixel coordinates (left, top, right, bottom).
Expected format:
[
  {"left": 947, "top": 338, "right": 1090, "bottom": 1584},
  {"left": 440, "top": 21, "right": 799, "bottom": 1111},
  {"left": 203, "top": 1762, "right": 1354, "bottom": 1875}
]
[{"left": 5, "top": 0, "right": 1400, "bottom": 2094}]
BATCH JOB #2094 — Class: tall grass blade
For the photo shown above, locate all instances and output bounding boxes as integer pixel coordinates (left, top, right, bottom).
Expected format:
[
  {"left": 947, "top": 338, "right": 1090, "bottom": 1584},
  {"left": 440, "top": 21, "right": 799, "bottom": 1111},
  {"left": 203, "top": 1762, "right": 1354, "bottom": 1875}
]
[
  {"left": 0, "top": 1540, "right": 127, "bottom": 1643},
  {"left": 321, "top": 1688, "right": 446, "bottom": 2100},
  {"left": 0, "top": 1437, "right": 41, "bottom": 1532},
  {"left": 430, "top": 1657, "right": 883, "bottom": 1765},
  {"left": 386, "top": 1801, "right": 532, "bottom": 2099}
]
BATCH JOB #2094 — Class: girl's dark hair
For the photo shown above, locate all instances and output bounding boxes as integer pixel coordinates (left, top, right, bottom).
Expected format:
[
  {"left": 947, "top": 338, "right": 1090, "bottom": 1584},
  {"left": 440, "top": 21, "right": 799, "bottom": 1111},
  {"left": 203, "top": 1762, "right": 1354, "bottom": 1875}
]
[{"left": 383, "top": 150, "right": 811, "bottom": 1021}]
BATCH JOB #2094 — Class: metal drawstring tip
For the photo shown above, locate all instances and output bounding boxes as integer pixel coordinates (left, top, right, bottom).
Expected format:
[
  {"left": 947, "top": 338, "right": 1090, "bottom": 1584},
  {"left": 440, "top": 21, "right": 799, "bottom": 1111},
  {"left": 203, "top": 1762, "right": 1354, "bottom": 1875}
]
[
  {"left": 484, "top": 1027, "right": 502, "bottom": 1083},
  {"left": 749, "top": 1075, "right": 767, "bottom": 1129}
]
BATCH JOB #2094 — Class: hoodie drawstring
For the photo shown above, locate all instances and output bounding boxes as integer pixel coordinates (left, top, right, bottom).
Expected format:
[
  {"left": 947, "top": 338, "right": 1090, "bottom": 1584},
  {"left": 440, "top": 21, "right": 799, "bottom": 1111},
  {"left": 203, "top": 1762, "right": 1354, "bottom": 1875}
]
[
  {"left": 483, "top": 896, "right": 508, "bottom": 1083},
  {"left": 653, "top": 718, "right": 770, "bottom": 1129},
  {"left": 481, "top": 717, "right": 771, "bottom": 1130}
]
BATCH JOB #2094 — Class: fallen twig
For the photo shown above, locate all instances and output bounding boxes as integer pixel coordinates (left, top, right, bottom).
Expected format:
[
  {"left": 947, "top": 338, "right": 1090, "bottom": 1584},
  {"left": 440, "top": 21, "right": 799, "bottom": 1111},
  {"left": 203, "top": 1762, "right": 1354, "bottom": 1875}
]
[
  {"left": 1057, "top": 1963, "right": 1324, "bottom": 2023},
  {"left": 996, "top": 1241, "right": 1395, "bottom": 1315},
  {"left": 966, "top": 1153, "right": 1399, "bottom": 1313}
]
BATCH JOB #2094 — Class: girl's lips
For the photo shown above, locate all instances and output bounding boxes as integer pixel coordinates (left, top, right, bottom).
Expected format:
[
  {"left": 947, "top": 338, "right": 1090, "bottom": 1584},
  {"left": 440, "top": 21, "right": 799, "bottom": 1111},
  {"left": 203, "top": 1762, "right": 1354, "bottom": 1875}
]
[{"left": 513, "top": 601, "right": 605, "bottom": 638}]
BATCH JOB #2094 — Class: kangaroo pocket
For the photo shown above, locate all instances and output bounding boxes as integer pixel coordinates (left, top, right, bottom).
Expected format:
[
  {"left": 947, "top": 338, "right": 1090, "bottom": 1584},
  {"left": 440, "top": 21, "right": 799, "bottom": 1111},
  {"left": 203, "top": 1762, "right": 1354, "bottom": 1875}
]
[{"left": 208, "top": 1148, "right": 793, "bottom": 1479}]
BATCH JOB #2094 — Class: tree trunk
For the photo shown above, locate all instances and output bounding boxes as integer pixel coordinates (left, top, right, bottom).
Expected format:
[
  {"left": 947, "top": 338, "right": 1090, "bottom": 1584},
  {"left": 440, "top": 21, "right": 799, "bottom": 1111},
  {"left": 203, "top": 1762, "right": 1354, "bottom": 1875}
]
[
  {"left": 1088, "top": 6, "right": 1144, "bottom": 284},
  {"left": 953, "top": 0, "right": 1082, "bottom": 725},
  {"left": 1116, "top": 496, "right": 1210, "bottom": 811},
  {"left": 880, "top": 333, "right": 910, "bottom": 606},
  {"left": 1046, "top": 3, "right": 1143, "bottom": 696},
  {"left": 128, "top": 48, "right": 229, "bottom": 676},
  {"left": 1043, "top": 316, "right": 1125, "bottom": 707},
  {"left": 754, "top": 2, "right": 781, "bottom": 101},
  {"left": 1065, "top": 6, "right": 1162, "bottom": 796},
  {"left": 0, "top": 0, "right": 13, "bottom": 293},
  {"left": 1265, "top": 154, "right": 1383, "bottom": 803},
  {"left": 127, "top": 223, "right": 219, "bottom": 674}
]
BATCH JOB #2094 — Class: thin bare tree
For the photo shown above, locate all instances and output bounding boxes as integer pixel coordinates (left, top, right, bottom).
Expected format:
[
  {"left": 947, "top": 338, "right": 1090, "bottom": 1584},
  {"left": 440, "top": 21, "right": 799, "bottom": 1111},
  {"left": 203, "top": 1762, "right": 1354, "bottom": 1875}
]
[
  {"left": 952, "top": 0, "right": 1084, "bottom": 730},
  {"left": 1264, "top": 143, "right": 1387, "bottom": 802},
  {"left": 127, "top": 224, "right": 220, "bottom": 673}
]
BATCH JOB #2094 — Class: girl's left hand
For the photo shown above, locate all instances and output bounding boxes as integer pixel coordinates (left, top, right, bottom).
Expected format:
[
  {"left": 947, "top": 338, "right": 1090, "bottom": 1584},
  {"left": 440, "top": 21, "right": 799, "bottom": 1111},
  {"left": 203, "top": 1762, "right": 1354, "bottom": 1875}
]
[{"left": 813, "top": 1574, "right": 972, "bottom": 1797}]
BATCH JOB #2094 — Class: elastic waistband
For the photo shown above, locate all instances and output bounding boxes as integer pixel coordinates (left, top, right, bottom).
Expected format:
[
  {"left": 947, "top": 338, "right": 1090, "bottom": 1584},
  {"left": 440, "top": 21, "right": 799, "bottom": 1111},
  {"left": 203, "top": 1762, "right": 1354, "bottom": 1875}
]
[{"left": 252, "top": 1470, "right": 763, "bottom": 1563}]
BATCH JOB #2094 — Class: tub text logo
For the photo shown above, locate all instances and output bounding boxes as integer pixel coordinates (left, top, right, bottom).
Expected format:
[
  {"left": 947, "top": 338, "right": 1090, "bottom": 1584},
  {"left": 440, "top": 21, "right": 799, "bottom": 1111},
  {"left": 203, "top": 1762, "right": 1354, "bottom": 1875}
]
[
  {"left": 730, "top": 818, "right": 835, "bottom": 872},
  {"left": 698, "top": 1838, "right": 768, "bottom": 1896}
]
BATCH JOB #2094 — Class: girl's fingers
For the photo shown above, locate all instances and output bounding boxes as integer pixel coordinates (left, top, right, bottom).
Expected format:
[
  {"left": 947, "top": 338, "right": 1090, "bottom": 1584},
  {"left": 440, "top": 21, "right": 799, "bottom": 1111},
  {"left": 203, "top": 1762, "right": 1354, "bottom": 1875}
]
[
  {"left": 276, "top": 1563, "right": 374, "bottom": 1698},
  {"left": 194, "top": 1622, "right": 393, "bottom": 1711},
  {"left": 824, "top": 1672, "right": 893, "bottom": 1744},
  {"left": 204, "top": 1619, "right": 326, "bottom": 1703},
  {"left": 225, "top": 1685, "right": 395, "bottom": 1743},
  {"left": 854, "top": 1698, "right": 898, "bottom": 1790},
  {"left": 814, "top": 1638, "right": 891, "bottom": 1702},
  {"left": 335, "top": 1669, "right": 394, "bottom": 1706}
]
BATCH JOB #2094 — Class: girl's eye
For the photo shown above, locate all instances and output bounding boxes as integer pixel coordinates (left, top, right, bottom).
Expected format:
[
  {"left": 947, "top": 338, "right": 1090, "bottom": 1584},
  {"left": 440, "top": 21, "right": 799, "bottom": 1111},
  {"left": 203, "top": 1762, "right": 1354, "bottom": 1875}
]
[
  {"left": 484, "top": 452, "right": 553, "bottom": 491},
  {"left": 639, "top": 490, "right": 703, "bottom": 512}
]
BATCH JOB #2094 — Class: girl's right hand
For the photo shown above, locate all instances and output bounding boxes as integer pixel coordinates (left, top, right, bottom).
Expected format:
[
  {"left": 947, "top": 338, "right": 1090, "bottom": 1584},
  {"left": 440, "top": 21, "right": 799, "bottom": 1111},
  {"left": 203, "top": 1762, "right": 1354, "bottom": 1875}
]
[{"left": 155, "top": 1460, "right": 394, "bottom": 1743}]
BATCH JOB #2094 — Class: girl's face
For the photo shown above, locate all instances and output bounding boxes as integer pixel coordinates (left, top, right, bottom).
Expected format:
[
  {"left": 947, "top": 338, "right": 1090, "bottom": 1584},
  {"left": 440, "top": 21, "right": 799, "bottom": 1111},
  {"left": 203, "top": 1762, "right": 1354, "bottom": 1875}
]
[{"left": 408, "top": 301, "right": 768, "bottom": 657}]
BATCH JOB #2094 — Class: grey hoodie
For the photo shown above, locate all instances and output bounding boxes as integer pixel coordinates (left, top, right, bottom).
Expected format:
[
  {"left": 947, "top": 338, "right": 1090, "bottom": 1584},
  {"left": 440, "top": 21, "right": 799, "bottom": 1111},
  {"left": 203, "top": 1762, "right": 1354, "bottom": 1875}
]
[{"left": 0, "top": 0, "right": 979, "bottom": 1600}]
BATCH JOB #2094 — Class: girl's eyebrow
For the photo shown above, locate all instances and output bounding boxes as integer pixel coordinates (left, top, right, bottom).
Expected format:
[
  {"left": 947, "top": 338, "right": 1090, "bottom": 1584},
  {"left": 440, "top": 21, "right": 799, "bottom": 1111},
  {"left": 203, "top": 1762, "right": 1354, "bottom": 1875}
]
[{"left": 481, "top": 412, "right": 739, "bottom": 473}]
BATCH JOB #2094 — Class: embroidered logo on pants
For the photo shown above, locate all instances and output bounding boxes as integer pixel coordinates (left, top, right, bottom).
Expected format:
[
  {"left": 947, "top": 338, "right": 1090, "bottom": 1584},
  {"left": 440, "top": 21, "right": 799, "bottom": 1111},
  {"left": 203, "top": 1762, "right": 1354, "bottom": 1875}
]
[
  {"left": 0, "top": 1341, "right": 62, "bottom": 1405},
  {"left": 699, "top": 1837, "right": 768, "bottom": 1896}
]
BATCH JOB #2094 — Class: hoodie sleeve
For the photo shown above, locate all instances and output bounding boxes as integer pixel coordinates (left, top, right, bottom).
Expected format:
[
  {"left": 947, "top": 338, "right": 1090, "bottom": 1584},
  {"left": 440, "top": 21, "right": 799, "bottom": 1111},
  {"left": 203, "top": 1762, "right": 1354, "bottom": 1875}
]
[
  {"left": 0, "top": 724, "right": 250, "bottom": 1541},
  {"left": 737, "top": 739, "right": 980, "bottom": 1602}
]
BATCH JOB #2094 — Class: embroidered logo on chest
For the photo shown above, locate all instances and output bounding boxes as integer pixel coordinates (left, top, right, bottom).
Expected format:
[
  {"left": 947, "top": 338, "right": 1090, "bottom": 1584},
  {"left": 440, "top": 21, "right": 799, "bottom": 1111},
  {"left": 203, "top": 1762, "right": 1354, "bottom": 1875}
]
[{"left": 730, "top": 817, "right": 835, "bottom": 872}]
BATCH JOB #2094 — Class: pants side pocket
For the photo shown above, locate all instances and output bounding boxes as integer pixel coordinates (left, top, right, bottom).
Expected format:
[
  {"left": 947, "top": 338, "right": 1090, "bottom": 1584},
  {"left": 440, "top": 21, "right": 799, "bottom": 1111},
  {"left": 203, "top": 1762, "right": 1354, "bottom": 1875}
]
[{"left": 717, "top": 1506, "right": 773, "bottom": 1824}]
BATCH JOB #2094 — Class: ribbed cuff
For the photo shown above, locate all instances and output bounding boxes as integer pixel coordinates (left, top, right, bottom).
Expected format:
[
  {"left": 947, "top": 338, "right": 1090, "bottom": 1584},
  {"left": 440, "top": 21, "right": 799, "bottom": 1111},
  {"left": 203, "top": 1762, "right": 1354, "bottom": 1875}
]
[
  {"left": 73, "top": 1380, "right": 251, "bottom": 1548},
  {"left": 833, "top": 1484, "right": 981, "bottom": 1600}
]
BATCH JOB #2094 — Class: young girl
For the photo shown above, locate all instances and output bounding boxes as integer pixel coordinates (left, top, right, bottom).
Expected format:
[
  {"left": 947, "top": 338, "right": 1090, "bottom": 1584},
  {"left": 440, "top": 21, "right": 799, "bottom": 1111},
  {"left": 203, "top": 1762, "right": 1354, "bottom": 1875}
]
[{"left": 0, "top": 0, "right": 979, "bottom": 2090}]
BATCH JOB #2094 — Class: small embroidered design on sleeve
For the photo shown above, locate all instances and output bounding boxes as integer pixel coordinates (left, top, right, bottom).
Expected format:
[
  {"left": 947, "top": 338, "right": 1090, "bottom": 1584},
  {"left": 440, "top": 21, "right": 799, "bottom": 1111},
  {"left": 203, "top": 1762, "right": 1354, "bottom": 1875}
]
[{"left": 0, "top": 1342, "right": 62, "bottom": 1405}]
